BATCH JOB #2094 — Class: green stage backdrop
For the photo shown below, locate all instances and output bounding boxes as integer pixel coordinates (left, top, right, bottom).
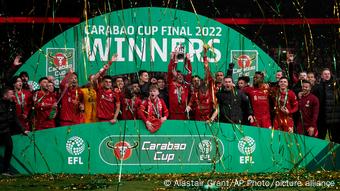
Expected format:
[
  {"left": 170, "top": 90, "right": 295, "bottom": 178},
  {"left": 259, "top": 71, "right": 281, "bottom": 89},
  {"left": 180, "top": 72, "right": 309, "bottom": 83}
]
[
  {"left": 15, "top": 7, "right": 280, "bottom": 87},
  {"left": 8, "top": 120, "right": 339, "bottom": 174}
]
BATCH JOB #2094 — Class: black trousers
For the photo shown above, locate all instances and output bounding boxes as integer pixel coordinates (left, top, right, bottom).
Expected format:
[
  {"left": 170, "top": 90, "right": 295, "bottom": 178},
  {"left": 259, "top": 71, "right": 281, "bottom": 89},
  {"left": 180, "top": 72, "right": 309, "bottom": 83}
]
[
  {"left": 0, "top": 132, "right": 13, "bottom": 172},
  {"left": 318, "top": 122, "right": 340, "bottom": 144},
  {"left": 329, "top": 124, "right": 340, "bottom": 144},
  {"left": 317, "top": 120, "right": 327, "bottom": 139}
]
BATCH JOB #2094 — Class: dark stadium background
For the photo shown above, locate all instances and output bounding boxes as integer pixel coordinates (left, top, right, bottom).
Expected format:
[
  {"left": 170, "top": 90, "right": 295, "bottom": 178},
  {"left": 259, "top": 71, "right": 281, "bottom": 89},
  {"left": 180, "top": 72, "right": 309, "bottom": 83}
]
[{"left": 0, "top": 0, "right": 339, "bottom": 85}]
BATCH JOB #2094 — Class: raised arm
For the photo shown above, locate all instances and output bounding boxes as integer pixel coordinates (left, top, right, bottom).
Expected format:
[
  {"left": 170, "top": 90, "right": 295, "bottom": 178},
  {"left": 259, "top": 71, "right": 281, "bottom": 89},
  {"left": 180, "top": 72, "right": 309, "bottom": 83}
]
[
  {"left": 6, "top": 56, "right": 23, "bottom": 80},
  {"left": 226, "top": 63, "right": 234, "bottom": 77},
  {"left": 60, "top": 69, "right": 74, "bottom": 91},
  {"left": 168, "top": 52, "right": 178, "bottom": 82},
  {"left": 203, "top": 46, "right": 213, "bottom": 85},
  {"left": 184, "top": 54, "right": 192, "bottom": 83},
  {"left": 93, "top": 54, "right": 117, "bottom": 83}
]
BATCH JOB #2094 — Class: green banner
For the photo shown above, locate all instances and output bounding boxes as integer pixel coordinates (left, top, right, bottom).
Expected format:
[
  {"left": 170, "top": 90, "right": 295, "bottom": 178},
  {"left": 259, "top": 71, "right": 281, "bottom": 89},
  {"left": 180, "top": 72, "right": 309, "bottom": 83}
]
[
  {"left": 16, "top": 7, "right": 280, "bottom": 86},
  {"left": 7, "top": 120, "right": 339, "bottom": 174}
]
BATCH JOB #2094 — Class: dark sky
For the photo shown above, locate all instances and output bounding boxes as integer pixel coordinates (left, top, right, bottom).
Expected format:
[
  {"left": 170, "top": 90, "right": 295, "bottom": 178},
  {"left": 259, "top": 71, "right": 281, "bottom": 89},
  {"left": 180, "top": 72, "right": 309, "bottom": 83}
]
[
  {"left": 0, "top": 0, "right": 335, "bottom": 18},
  {"left": 0, "top": 0, "right": 339, "bottom": 76}
]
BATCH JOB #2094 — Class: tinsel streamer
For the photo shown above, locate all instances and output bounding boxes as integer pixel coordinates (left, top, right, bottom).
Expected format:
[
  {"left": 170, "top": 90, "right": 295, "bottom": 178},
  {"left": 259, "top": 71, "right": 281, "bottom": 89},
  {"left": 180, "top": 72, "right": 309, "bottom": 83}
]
[
  {"left": 82, "top": 0, "right": 90, "bottom": 80},
  {"left": 333, "top": 2, "right": 339, "bottom": 73},
  {"left": 253, "top": 0, "right": 266, "bottom": 43},
  {"left": 209, "top": 0, "right": 220, "bottom": 16},
  {"left": 206, "top": 121, "right": 225, "bottom": 171},
  {"left": 19, "top": 143, "right": 35, "bottom": 173},
  {"left": 147, "top": 7, "right": 153, "bottom": 71},
  {"left": 292, "top": 0, "right": 314, "bottom": 70},
  {"left": 39, "top": 0, "right": 50, "bottom": 47},
  {"left": 117, "top": 120, "right": 126, "bottom": 184},
  {"left": 52, "top": 0, "right": 55, "bottom": 35},
  {"left": 107, "top": 0, "right": 112, "bottom": 13},
  {"left": 188, "top": 0, "right": 206, "bottom": 46},
  {"left": 333, "top": 55, "right": 337, "bottom": 76},
  {"left": 85, "top": 139, "right": 91, "bottom": 175},
  {"left": 218, "top": 27, "right": 230, "bottom": 73},
  {"left": 115, "top": 1, "right": 129, "bottom": 188},
  {"left": 27, "top": 133, "right": 53, "bottom": 174}
]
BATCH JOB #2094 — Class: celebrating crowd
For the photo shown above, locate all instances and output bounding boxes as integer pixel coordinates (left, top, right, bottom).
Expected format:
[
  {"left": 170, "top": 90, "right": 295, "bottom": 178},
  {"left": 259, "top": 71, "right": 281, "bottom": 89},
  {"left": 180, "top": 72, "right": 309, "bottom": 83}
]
[
  {"left": 1, "top": 47, "right": 339, "bottom": 142},
  {"left": 1, "top": 46, "right": 340, "bottom": 176}
]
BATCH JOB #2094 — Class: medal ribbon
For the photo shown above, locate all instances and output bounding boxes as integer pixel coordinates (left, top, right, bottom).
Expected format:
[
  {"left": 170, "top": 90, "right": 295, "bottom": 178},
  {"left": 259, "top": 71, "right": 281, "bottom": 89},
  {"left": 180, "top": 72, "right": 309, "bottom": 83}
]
[
  {"left": 277, "top": 89, "right": 288, "bottom": 109},
  {"left": 15, "top": 91, "right": 25, "bottom": 113},
  {"left": 176, "top": 85, "right": 182, "bottom": 104}
]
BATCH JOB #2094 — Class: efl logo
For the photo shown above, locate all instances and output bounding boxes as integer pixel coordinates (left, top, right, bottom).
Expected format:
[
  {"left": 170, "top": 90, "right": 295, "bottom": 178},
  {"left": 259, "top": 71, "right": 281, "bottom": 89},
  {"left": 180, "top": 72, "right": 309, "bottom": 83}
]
[
  {"left": 238, "top": 136, "right": 256, "bottom": 164},
  {"left": 66, "top": 136, "right": 85, "bottom": 156},
  {"left": 66, "top": 136, "right": 85, "bottom": 165},
  {"left": 198, "top": 140, "right": 212, "bottom": 161}
]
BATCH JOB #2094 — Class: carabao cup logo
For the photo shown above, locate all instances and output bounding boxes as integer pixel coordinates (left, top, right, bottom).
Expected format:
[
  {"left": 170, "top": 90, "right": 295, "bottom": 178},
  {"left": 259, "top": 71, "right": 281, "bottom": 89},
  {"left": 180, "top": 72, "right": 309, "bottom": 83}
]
[
  {"left": 238, "top": 136, "right": 256, "bottom": 155},
  {"left": 99, "top": 137, "right": 139, "bottom": 165},
  {"left": 66, "top": 136, "right": 85, "bottom": 156},
  {"left": 48, "top": 52, "right": 72, "bottom": 67},
  {"left": 107, "top": 141, "right": 133, "bottom": 160}
]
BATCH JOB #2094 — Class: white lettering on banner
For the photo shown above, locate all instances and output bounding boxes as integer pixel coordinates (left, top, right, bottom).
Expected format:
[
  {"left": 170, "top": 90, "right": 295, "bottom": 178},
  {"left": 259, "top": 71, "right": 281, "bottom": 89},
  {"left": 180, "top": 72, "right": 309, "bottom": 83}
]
[
  {"left": 114, "top": 38, "right": 125, "bottom": 61},
  {"left": 238, "top": 136, "right": 256, "bottom": 164},
  {"left": 48, "top": 64, "right": 73, "bottom": 72},
  {"left": 85, "top": 25, "right": 135, "bottom": 35},
  {"left": 195, "top": 26, "right": 222, "bottom": 37},
  {"left": 54, "top": 70, "right": 66, "bottom": 77},
  {"left": 137, "top": 26, "right": 158, "bottom": 35},
  {"left": 150, "top": 38, "right": 167, "bottom": 62},
  {"left": 68, "top": 157, "right": 84, "bottom": 165},
  {"left": 84, "top": 25, "right": 222, "bottom": 37},
  {"left": 128, "top": 38, "right": 146, "bottom": 61},
  {"left": 233, "top": 66, "right": 256, "bottom": 73},
  {"left": 141, "top": 141, "right": 186, "bottom": 163},
  {"left": 240, "top": 156, "right": 254, "bottom": 164},
  {"left": 189, "top": 38, "right": 204, "bottom": 61},
  {"left": 154, "top": 152, "right": 175, "bottom": 162},
  {"left": 84, "top": 37, "right": 221, "bottom": 62},
  {"left": 142, "top": 141, "right": 187, "bottom": 150},
  {"left": 84, "top": 37, "right": 111, "bottom": 61},
  {"left": 48, "top": 64, "right": 73, "bottom": 77},
  {"left": 161, "top": 26, "right": 193, "bottom": 36}
]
